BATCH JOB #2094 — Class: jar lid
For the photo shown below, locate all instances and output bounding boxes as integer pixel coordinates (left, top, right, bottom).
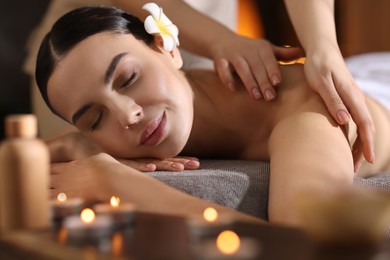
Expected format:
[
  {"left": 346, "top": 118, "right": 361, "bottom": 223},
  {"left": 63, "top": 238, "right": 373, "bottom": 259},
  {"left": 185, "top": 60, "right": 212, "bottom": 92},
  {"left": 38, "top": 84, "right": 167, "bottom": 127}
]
[{"left": 5, "top": 114, "right": 37, "bottom": 138}]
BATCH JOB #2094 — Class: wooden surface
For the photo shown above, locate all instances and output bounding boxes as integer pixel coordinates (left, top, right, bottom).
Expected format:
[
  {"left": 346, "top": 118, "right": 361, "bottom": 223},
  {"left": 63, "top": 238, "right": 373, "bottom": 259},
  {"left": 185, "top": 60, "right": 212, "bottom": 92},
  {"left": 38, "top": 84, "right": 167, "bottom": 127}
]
[
  {"left": 1, "top": 212, "right": 390, "bottom": 260},
  {"left": 336, "top": 0, "right": 390, "bottom": 57},
  {"left": 258, "top": 0, "right": 390, "bottom": 57}
]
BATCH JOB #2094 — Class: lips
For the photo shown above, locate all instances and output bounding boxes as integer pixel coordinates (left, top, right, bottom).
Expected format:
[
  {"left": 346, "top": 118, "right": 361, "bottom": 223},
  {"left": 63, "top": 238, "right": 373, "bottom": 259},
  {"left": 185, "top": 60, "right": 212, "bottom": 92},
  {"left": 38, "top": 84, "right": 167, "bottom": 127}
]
[{"left": 140, "top": 112, "right": 167, "bottom": 146}]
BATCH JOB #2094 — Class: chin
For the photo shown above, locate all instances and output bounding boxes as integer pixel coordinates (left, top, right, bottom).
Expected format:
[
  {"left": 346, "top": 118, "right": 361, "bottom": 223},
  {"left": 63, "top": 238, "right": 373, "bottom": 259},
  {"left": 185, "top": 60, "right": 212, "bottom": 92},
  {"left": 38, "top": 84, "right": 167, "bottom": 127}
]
[{"left": 153, "top": 136, "right": 188, "bottom": 159}]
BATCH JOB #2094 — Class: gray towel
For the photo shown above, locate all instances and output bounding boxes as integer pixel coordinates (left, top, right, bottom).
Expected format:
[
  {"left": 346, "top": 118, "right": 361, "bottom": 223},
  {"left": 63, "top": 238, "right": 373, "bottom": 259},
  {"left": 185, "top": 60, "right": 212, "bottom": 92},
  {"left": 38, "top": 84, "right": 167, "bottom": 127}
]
[{"left": 149, "top": 160, "right": 390, "bottom": 220}]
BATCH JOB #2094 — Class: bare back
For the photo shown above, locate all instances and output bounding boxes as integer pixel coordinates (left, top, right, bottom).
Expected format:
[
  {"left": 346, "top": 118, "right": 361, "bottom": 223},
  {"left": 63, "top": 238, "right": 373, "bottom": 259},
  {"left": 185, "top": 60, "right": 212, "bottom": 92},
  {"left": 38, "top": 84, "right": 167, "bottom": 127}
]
[{"left": 183, "top": 64, "right": 390, "bottom": 177}]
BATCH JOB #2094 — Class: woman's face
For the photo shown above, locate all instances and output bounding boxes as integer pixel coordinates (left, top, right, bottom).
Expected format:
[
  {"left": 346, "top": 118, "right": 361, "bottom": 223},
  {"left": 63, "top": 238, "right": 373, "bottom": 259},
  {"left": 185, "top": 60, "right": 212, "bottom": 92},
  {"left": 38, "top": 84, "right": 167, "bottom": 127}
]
[{"left": 47, "top": 33, "right": 194, "bottom": 159}]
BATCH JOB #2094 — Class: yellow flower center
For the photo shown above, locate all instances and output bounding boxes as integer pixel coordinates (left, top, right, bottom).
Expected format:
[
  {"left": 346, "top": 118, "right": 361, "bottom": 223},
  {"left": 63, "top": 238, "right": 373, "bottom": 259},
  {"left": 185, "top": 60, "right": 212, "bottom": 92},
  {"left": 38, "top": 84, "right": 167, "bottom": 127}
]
[{"left": 157, "top": 20, "right": 170, "bottom": 35}]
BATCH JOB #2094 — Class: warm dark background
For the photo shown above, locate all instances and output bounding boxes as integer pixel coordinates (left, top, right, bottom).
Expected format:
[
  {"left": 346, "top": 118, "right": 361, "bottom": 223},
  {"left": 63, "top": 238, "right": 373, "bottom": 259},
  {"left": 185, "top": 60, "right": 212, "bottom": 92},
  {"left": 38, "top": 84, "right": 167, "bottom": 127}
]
[
  {"left": 0, "top": 0, "right": 50, "bottom": 139},
  {"left": 0, "top": 0, "right": 389, "bottom": 140}
]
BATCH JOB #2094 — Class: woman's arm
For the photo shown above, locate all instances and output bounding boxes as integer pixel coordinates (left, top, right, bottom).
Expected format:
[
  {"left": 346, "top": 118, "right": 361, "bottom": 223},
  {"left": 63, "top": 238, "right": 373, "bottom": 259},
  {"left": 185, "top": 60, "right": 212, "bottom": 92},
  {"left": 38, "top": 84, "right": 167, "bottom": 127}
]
[
  {"left": 50, "top": 153, "right": 263, "bottom": 224},
  {"left": 113, "top": 0, "right": 301, "bottom": 100},
  {"left": 284, "top": 0, "right": 375, "bottom": 167},
  {"left": 45, "top": 131, "right": 199, "bottom": 172},
  {"left": 267, "top": 79, "right": 354, "bottom": 226}
]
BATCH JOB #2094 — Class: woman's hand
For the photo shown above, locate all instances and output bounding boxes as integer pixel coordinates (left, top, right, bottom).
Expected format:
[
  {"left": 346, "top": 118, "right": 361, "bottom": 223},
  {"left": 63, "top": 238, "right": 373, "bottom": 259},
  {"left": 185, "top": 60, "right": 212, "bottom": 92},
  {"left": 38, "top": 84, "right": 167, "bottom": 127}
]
[
  {"left": 47, "top": 131, "right": 102, "bottom": 162},
  {"left": 47, "top": 131, "right": 200, "bottom": 172},
  {"left": 303, "top": 45, "right": 375, "bottom": 168},
  {"left": 117, "top": 156, "right": 200, "bottom": 172},
  {"left": 211, "top": 34, "right": 302, "bottom": 101},
  {"left": 50, "top": 153, "right": 121, "bottom": 200}
]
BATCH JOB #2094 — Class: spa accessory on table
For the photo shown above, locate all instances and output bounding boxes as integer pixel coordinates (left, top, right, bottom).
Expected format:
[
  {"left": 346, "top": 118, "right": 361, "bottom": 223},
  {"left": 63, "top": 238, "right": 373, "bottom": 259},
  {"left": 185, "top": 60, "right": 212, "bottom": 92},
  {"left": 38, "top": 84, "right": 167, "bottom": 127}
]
[
  {"left": 188, "top": 207, "right": 234, "bottom": 239},
  {"left": 63, "top": 208, "right": 114, "bottom": 243},
  {"left": 93, "top": 196, "right": 136, "bottom": 228},
  {"left": 50, "top": 192, "right": 85, "bottom": 221},
  {"left": 0, "top": 114, "right": 50, "bottom": 232}
]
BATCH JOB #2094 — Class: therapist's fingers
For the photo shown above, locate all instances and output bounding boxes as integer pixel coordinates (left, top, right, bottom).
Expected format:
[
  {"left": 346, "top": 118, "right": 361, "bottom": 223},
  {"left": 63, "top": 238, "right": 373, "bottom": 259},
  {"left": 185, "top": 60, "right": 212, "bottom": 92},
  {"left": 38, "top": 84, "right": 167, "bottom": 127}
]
[
  {"left": 248, "top": 48, "right": 277, "bottom": 101},
  {"left": 249, "top": 44, "right": 302, "bottom": 101},
  {"left": 331, "top": 71, "right": 375, "bottom": 163},
  {"left": 215, "top": 42, "right": 302, "bottom": 101},
  {"left": 215, "top": 58, "right": 236, "bottom": 92},
  {"left": 310, "top": 68, "right": 375, "bottom": 164},
  {"left": 344, "top": 92, "right": 375, "bottom": 164},
  {"left": 352, "top": 136, "right": 365, "bottom": 173}
]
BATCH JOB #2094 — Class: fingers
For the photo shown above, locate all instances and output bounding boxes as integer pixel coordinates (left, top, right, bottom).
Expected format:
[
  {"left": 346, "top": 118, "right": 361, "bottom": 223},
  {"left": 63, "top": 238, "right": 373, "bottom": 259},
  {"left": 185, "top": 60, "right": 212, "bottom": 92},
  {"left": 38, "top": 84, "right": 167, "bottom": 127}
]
[
  {"left": 314, "top": 70, "right": 375, "bottom": 164},
  {"left": 215, "top": 58, "right": 237, "bottom": 92},
  {"left": 351, "top": 137, "right": 365, "bottom": 173},
  {"left": 331, "top": 76, "right": 375, "bottom": 163},
  {"left": 215, "top": 40, "right": 297, "bottom": 102},
  {"left": 117, "top": 159, "right": 157, "bottom": 172},
  {"left": 118, "top": 157, "right": 200, "bottom": 172},
  {"left": 233, "top": 56, "right": 264, "bottom": 99},
  {"left": 350, "top": 105, "right": 375, "bottom": 164},
  {"left": 166, "top": 157, "right": 200, "bottom": 170},
  {"left": 313, "top": 73, "right": 351, "bottom": 126}
]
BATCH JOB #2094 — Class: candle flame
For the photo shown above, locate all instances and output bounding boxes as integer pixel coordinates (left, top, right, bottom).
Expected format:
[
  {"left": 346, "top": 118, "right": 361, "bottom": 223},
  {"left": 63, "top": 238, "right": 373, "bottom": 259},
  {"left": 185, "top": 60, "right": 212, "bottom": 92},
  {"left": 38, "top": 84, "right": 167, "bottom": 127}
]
[
  {"left": 57, "top": 192, "right": 67, "bottom": 203},
  {"left": 110, "top": 196, "right": 120, "bottom": 207},
  {"left": 203, "top": 207, "right": 218, "bottom": 222},
  {"left": 216, "top": 230, "right": 240, "bottom": 255},
  {"left": 81, "top": 208, "right": 95, "bottom": 223}
]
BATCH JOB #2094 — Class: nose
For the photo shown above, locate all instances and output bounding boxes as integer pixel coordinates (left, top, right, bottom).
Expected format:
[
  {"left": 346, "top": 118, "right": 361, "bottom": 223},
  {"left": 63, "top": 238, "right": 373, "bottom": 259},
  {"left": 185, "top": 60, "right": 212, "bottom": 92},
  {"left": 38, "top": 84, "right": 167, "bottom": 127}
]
[{"left": 110, "top": 98, "right": 144, "bottom": 129}]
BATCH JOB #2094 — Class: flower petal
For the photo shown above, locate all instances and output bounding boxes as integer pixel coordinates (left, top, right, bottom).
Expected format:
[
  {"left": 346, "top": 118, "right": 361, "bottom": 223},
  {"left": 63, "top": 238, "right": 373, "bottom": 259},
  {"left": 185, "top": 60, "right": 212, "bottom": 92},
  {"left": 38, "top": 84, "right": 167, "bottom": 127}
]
[
  {"left": 161, "top": 34, "right": 176, "bottom": 52},
  {"left": 165, "top": 24, "right": 179, "bottom": 45},
  {"left": 159, "top": 12, "right": 173, "bottom": 26},
  {"left": 142, "top": 3, "right": 161, "bottom": 20},
  {"left": 144, "top": 15, "right": 161, "bottom": 34}
]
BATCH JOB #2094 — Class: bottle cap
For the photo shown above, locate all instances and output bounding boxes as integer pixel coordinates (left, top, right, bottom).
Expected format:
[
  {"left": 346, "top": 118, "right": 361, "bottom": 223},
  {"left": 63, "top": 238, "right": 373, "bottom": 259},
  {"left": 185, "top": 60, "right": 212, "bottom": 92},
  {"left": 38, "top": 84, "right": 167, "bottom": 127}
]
[{"left": 5, "top": 114, "right": 37, "bottom": 138}]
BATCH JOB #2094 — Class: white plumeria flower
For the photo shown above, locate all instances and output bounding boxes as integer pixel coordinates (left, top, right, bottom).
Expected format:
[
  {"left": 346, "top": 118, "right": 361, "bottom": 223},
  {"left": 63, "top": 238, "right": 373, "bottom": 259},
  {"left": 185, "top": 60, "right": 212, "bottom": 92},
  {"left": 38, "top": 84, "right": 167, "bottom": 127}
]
[{"left": 143, "top": 2, "right": 179, "bottom": 52}]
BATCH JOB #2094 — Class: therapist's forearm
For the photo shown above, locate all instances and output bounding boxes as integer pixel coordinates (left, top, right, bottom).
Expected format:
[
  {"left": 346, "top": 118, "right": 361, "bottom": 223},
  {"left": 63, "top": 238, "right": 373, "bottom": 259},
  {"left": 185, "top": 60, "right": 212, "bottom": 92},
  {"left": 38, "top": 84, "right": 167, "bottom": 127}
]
[
  {"left": 284, "top": 0, "right": 338, "bottom": 53},
  {"left": 113, "top": 0, "right": 235, "bottom": 58}
]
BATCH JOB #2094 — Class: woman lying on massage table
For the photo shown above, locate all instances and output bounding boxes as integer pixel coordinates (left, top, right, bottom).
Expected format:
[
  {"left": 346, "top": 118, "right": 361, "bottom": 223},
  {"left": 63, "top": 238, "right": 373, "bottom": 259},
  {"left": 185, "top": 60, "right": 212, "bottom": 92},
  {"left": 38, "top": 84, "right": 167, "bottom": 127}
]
[{"left": 35, "top": 5, "right": 390, "bottom": 226}]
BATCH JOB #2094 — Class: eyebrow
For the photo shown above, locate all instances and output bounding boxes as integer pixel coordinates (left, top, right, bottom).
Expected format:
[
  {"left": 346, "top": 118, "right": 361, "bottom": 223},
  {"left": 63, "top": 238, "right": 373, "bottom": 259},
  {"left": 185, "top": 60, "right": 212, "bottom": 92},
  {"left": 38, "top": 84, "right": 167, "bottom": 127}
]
[
  {"left": 71, "top": 52, "right": 128, "bottom": 125},
  {"left": 105, "top": 52, "right": 128, "bottom": 85},
  {"left": 72, "top": 103, "right": 93, "bottom": 125}
]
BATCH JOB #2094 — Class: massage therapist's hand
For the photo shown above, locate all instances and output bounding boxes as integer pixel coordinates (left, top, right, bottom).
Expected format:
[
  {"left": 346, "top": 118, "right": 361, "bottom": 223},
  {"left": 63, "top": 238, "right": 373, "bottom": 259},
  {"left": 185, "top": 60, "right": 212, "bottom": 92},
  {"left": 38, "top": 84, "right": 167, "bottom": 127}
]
[
  {"left": 303, "top": 45, "right": 375, "bottom": 168},
  {"left": 211, "top": 33, "right": 302, "bottom": 101}
]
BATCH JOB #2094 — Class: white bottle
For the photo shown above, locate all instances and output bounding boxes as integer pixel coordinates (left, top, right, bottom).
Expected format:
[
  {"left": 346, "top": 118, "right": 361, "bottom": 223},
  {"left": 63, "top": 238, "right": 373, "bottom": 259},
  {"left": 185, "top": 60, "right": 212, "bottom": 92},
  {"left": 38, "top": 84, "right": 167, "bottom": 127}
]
[{"left": 0, "top": 114, "right": 50, "bottom": 232}]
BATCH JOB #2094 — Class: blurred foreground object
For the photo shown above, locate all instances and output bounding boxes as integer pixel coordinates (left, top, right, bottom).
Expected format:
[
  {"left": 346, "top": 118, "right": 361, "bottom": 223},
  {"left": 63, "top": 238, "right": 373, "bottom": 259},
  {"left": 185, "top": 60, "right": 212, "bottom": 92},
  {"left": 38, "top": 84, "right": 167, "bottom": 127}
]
[
  {"left": 0, "top": 114, "right": 50, "bottom": 232},
  {"left": 297, "top": 186, "right": 390, "bottom": 247}
]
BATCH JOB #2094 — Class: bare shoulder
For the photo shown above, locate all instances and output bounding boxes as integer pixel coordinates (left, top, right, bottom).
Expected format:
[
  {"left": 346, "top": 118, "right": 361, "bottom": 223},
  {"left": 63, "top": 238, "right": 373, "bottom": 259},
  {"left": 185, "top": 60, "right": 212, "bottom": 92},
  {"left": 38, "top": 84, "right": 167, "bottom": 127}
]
[{"left": 271, "top": 64, "right": 329, "bottom": 123}]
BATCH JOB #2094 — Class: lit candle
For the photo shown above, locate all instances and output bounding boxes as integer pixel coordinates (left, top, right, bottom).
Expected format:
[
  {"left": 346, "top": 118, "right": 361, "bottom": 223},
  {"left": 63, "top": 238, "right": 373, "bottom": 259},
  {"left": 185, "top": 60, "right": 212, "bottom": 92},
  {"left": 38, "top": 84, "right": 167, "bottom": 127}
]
[
  {"left": 93, "top": 196, "right": 136, "bottom": 227},
  {"left": 193, "top": 230, "right": 261, "bottom": 259},
  {"left": 216, "top": 230, "right": 240, "bottom": 255},
  {"left": 63, "top": 208, "right": 114, "bottom": 242},
  {"left": 111, "top": 232, "right": 124, "bottom": 257},
  {"left": 50, "top": 192, "right": 84, "bottom": 221},
  {"left": 188, "top": 207, "right": 233, "bottom": 239}
]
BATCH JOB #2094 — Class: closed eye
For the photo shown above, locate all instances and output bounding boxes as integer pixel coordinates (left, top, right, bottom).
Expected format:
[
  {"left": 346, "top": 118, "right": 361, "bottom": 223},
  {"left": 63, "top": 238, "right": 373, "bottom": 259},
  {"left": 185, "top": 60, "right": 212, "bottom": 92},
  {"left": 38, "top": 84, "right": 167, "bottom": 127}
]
[
  {"left": 120, "top": 72, "right": 137, "bottom": 89},
  {"left": 90, "top": 111, "right": 104, "bottom": 132}
]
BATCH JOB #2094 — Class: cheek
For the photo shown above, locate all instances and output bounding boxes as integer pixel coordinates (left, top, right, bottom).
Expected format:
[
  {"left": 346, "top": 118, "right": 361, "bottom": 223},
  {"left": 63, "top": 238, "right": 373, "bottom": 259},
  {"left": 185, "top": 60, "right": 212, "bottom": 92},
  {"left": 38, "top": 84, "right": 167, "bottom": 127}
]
[{"left": 86, "top": 129, "right": 132, "bottom": 157}]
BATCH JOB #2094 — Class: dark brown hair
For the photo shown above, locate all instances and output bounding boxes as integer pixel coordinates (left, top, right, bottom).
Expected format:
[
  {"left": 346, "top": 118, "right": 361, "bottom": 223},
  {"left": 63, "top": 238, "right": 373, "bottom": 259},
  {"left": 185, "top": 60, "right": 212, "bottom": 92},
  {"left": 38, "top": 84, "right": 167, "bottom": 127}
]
[{"left": 35, "top": 6, "right": 153, "bottom": 114}]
